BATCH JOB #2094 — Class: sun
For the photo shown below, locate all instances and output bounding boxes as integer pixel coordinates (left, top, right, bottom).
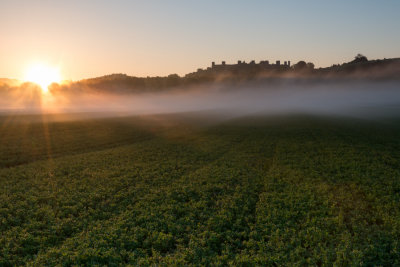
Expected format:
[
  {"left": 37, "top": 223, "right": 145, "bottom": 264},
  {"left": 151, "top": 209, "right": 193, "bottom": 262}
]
[{"left": 24, "top": 63, "right": 61, "bottom": 93}]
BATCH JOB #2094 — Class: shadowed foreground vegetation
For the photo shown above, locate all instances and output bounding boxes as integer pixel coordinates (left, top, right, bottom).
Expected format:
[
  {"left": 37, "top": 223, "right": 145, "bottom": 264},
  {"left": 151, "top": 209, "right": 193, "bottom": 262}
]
[{"left": 0, "top": 113, "right": 399, "bottom": 266}]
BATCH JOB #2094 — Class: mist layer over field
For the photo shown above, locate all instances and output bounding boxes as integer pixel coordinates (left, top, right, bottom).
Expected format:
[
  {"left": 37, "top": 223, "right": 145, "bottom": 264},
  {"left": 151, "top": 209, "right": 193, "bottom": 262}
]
[{"left": 1, "top": 78, "right": 400, "bottom": 118}]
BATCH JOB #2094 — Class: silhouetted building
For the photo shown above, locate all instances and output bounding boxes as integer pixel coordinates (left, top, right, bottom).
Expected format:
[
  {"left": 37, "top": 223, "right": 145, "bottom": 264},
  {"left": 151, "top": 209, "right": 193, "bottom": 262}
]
[{"left": 206, "top": 58, "right": 291, "bottom": 75}]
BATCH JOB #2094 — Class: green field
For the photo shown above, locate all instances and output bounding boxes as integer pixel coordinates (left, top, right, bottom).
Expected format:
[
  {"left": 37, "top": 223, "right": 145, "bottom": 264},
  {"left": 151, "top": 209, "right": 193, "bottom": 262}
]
[{"left": 0, "top": 112, "right": 399, "bottom": 266}]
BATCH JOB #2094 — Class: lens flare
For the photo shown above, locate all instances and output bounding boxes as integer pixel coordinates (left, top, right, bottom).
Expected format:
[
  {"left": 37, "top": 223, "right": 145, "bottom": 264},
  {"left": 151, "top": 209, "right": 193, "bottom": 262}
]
[{"left": 24, "top": 63, "right": 61, "bottom": 93}]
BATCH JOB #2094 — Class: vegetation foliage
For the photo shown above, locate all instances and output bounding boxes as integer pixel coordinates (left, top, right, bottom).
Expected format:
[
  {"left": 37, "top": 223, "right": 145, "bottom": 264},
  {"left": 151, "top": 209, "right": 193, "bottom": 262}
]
[{"left": 0, "top": 113, "right": 399, "bottom": 265}]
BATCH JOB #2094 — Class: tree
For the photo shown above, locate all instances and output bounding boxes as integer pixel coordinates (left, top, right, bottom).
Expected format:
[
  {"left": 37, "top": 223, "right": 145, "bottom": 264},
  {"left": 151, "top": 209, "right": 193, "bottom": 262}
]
[
  {"left": 293, "top": 61, "right": 307, "bottom": 70},
  {"left": 352, "top": 54, "right": 368, "bottom": 63},
  {"left": 306, "top": 62, "right": 315, "bottom": 69}
]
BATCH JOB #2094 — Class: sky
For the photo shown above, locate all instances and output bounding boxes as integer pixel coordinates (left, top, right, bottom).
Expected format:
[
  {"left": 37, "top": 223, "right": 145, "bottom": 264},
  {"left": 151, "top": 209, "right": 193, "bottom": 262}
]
[{"left": 1, "top": 0, "right": 399, "bottom": 81}]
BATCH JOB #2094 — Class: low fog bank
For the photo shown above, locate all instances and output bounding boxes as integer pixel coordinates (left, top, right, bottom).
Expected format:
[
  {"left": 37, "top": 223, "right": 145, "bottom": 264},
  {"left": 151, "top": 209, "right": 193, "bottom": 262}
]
[{"left": 1, "top": 78, "right": 400, "bottom": 120}]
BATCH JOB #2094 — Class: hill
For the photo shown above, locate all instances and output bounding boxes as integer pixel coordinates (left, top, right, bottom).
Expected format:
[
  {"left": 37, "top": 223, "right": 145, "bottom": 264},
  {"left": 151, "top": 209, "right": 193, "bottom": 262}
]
[{"left": 48, "top": 56, "right": 400, "bottom": 94}]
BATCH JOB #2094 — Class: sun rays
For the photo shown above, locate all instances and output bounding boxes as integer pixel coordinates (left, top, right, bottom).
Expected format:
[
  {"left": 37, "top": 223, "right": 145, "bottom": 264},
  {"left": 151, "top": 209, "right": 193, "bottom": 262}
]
[{"left": 24, "top": 63, "right": 62, "bottom": 93}]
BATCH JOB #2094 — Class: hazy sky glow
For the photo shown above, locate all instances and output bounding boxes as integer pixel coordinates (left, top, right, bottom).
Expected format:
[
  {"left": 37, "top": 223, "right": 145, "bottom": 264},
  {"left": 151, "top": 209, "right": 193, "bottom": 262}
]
[{"left": 1, "top": 0, "right": 399, "bottom": 81}]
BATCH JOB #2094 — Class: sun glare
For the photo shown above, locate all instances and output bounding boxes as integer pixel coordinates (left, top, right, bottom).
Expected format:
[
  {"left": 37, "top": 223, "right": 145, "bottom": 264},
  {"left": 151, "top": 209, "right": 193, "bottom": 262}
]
[{"left": 24, "top": 63, "right": 61, "bottom": 93}]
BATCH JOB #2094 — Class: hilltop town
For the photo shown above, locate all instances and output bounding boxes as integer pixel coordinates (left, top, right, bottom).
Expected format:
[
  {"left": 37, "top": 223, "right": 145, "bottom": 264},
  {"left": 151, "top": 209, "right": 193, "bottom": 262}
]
[
  {"left": 183, "top": 55, "right": 400, "bottom": 81},
  {"left": 185, "top": 59, "right": 294, "bottom": 79}
]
